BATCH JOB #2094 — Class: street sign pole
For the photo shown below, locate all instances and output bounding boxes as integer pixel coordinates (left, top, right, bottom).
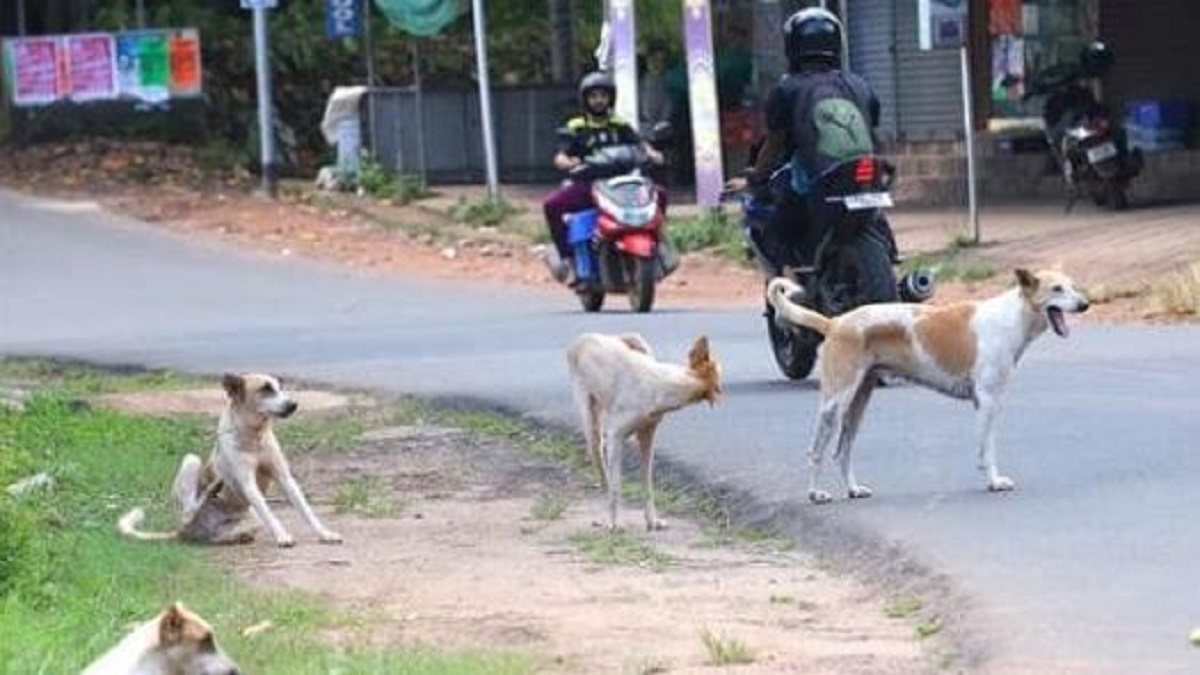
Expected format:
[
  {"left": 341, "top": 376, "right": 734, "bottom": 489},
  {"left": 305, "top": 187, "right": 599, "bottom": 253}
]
[
  {"left": 252, "top": 6, "right": 277, "bottom": 198},
  {"left": 470, "top": 0, "right": 500, "bottom": 200}
]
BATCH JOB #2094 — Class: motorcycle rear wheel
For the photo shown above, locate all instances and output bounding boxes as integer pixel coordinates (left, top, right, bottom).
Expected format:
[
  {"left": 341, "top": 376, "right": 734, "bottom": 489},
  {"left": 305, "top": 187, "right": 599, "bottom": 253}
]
[
  {"left": 816, "top": 233, "right": 898, "bottom": 316},
  {"left": 627, "top": 255, "right": 656, "bottom": 313},
  {"left": 766, "top": 301, "right": 819, "bottom": 380}
]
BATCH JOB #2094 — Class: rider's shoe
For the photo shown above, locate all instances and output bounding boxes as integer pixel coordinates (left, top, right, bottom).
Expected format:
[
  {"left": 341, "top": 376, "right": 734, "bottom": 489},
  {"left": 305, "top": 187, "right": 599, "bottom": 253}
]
[{"left": 541, "top": 246, "right": 572, "bottom": 283}]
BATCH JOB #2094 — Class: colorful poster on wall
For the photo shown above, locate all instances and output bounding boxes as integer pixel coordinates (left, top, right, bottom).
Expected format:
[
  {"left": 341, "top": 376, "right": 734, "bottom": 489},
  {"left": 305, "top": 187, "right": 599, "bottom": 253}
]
[
  {"left": 6, "top": 37, "right": 64, "bottom": 106},
  {"left": 168, "top": 29, "right": 202, "bottom": 98},
  {"left": 918, "top": 0, "right": 967, "bottom": 50},
  {"left": 66, "top": 33, "right": 117, "bottom": 102},
  {"left": 116, "top": 31, "right": 169, "bottom": 102}
]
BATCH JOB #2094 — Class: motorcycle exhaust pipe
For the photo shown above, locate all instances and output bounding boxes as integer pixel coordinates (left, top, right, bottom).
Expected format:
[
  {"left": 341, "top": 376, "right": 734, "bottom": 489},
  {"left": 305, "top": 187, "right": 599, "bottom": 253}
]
[{"left": 898, "top": 268, "right": 936, "bottom": 303}]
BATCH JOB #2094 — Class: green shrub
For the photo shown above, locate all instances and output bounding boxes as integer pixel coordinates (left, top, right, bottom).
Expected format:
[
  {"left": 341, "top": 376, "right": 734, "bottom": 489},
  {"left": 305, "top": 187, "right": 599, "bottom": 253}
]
[
  {"left": 668, "top": 210, "right": 743, "bottom": 259},
  {"left": 448, "top": 197, "right": 521, "bottom": 227}
]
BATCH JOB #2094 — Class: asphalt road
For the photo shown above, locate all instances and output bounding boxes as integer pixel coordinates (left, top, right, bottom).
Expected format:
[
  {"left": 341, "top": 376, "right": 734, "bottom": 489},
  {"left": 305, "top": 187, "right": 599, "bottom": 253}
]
[{"left": 3, "top": 188, "right": 1199, "bottom": 673}]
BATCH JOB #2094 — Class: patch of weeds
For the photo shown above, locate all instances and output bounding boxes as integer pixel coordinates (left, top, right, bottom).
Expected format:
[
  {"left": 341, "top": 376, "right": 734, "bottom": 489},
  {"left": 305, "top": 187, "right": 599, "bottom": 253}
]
[
  {"left": 916, "top": 617, "right": 943, "bottom": 639},
  {"left": 448, "top": 196, "right": 522, "bottom": 227},
  {"left": 627, "top": 657, "right": 672, "bottom": 674},
  {"left": 699, "top": 628, "right": 756, "bottom": 665},
  {"left": 356, "top": 153, "right": 428, "bottom": 204},
  {"left": 900, "top": 249, "right": 996, "bottom": 284},
  {"left": 1152, "top": 262, "right": 1200, "bottom": 316},
  {"left": 769, "top": 594, "right": 796, "bottom": 605},
  {"left": 567, "top": 529, "right": 675, "bottom": 571},
  {"left": 668, "top": 209, "right": 743, "bottom": 260},
  {"left": 0, "top": 358, "right": 206, "bottom": 396},
  {"left": 884, "top": 595, "right": 923, "bottom": 619},
  {"left": 529, "top": 492, "right": 570, "bottom": 521},
  {"left": 1085, "top": 282, "right": 1144, "bottom": 305},
  {"left": 334, "top": 474, "right": 400, "bottom": 518}
]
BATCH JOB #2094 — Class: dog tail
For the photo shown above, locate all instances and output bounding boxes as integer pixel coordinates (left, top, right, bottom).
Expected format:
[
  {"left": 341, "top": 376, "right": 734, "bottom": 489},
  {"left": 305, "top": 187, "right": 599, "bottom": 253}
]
[
  {"left": 767, "top": 277, "right": 832, "bottom": 335},
  {"left": 118, "top": 507, "right": 178, "bottom": 541}
]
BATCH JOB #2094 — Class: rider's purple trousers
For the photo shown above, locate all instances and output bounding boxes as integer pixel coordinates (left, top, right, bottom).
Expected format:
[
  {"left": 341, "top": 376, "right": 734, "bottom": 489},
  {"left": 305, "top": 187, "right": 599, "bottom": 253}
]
[{"left": 542, "top": 179, "right": 669, "bottom": 259}]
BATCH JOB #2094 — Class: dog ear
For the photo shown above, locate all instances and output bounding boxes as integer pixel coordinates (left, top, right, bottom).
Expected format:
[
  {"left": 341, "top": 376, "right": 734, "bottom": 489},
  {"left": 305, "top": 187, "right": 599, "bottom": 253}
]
[
  {"left": 1014, "top": 268, "right": 1038, "bottom": 291},
  {"left": 221, "top": 373, "right": 245, "bottom": 401},
  {"left": 159, "top": 602, "right": 186, "bottom": 646},
  {"left": 688, "top": 336, "right": 711, "bottom": 367}
]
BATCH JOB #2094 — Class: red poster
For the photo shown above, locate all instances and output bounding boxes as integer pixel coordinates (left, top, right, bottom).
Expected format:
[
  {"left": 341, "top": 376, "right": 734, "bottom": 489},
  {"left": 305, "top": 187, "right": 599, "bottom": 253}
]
[
  {"left": 168, "top": 31, "right": 202, "bottom": 97},
  {"left": 989, "top": 0, "right": 1023, "bottom": 36},
  {"left": 67, "top": 33, "right": 117, "bottom": 101},
  {"left": 8, "top": 37, "right": 62, "bottom": 106}
]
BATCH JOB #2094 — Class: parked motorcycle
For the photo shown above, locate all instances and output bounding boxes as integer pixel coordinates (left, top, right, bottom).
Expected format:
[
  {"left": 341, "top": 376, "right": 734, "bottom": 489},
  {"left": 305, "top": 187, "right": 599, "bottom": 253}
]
[
  {"left": 558, "top": 126, "right": 677, "bottom": 313},
  {"left": 1023, "top": 41, "right": 1143, "bottom": 211},
  {"left": 729, "top": 156, "right": 934, "bottom": 380}
]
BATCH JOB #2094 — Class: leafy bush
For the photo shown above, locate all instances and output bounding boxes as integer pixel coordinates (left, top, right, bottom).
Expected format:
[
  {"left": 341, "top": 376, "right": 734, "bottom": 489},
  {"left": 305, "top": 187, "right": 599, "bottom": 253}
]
[
  {"left": 448, "top": 197, "right": 521, "bottom": 227},
  {"left": 356, "top": 154, "right": 429, "bottom": 204},
  {"left": 668, "top": 210, "right": 744, "bottom": 259}
]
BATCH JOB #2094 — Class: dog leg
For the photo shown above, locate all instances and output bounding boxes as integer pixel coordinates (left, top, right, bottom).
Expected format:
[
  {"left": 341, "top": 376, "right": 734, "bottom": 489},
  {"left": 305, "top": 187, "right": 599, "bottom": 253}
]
[
  {"left": 232, "top": 468, "right": 296, "bottom": 547},
  {"left": 277, "top": 469, "right": 343, "bottom": 544},
  {"left": 837, "top": 379, "right": 875, "bottom": 499},
  {"left": 600, "top": 428, "right": 625, "bottom": 531},
  {"left": 173, "top": 454, "right": 204, "bottom": 521},
  {"left": 586, "top": 395, "right": 606, "bottom": 489},
  {"left": 636, "top": 424, "right": 666, "bottom": 531},
  {"left": 976, "top": 392, "right": 1015, "bottom": 492},
  {"left": 807, "top": 401, "right": 842, "bottom": 504}
]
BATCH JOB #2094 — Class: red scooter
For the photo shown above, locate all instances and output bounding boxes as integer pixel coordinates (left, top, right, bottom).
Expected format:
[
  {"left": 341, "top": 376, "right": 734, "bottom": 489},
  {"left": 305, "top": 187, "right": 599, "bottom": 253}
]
[{"left": 561, "top": 140, "right": 677, "bottom": 313}]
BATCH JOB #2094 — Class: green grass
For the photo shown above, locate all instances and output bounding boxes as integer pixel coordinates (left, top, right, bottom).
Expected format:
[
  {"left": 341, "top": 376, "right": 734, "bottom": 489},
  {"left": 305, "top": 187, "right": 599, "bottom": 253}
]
[
  {"left": 0, "top": 362, "right": 536, "bottom": 674},
  {"left": 667, "top": 209, "right": 744, "bottom": 260},
  {"left": 884, "top": 595, "right": 923, "bottom": 619},
  {"left": 567, "top": 530, "right": 675, "bottom": 572},
  {"left": 334, "top": 474, "right": 402, "bottom": 518},
  {"left": 699, "top": 628, "right": 756, "bottom": 665},
  {"left": 529, "top": 493, "right": 570, "bottom": 522}
]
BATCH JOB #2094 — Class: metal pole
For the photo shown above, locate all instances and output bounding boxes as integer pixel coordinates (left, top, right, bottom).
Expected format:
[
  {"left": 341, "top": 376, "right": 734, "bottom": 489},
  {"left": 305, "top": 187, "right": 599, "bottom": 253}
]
[
  {"left": 363, "top": 0, "right": 376, "bottom": 162},
  {"left": 253, "top": 8, "right": 277, "bottom": 197},
  {"left": 411, "top": 40, "right": 428, "bottom": 179},
  {"left": 960, "top": 44, "right": 979, "bottom": 243},
  {"left": 17, "top": 0, "right": 26, "bottom": 35},
  {"left": 136, "top": 0, "right": 146, "bottom": 28},
  {"left": 471, "top": 0, "right": 500, "bottom": 200}
]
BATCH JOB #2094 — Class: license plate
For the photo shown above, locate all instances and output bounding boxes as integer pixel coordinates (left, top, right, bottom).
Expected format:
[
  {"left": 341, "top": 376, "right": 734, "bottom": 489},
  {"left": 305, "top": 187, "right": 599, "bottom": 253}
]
[
  {"left": 839, "top": 192, "right": 894, "bottom": 210},
  {"left": 1086, "top": 142, "right": 1117, "bottom": 164}
]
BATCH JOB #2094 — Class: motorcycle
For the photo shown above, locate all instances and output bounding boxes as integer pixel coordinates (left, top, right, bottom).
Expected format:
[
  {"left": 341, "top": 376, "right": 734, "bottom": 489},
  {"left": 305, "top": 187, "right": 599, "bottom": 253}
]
[
  {"left": 558, "top": 127, "right": 677, "bottom": 313},
  {"left": 729, "top": 155, "right": 935, "bottom": 380},
  {"left": 1023, "top": 43, "right": 1143, "bottom": 211}
]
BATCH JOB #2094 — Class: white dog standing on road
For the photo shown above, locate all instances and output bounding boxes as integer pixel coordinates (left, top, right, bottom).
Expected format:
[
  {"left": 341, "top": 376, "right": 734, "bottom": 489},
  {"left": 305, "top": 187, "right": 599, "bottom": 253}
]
[
  {"left": 567, "top": 333, "right": 722, "bottom": 531},
  {"left": 768, "top": 268, "right": 1090, "bottom": 503},
  {"left": 119, "top": 373, "right": 343, "bottom": 547}
]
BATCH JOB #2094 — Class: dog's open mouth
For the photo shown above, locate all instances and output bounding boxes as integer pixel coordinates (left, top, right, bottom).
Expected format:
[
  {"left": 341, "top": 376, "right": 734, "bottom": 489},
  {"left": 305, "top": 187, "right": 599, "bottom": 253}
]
[{"left": 1047, "top": 307, "right": 1069, "bottom": 337}]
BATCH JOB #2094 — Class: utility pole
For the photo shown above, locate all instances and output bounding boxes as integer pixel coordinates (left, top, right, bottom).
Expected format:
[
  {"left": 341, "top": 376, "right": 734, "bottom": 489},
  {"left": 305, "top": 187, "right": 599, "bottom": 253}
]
[
  {"left": 471, "top": 0, "right": 499, "bottom": 200},
  {"left": 250, "top": 2, "right": 278, "bottom": 198}
]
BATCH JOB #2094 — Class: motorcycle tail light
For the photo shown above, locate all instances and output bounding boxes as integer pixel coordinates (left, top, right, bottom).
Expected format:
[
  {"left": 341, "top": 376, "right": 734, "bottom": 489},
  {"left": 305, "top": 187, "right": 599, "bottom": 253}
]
[{"left": 854, "top": 158, "right": 875, "bottom": 185}]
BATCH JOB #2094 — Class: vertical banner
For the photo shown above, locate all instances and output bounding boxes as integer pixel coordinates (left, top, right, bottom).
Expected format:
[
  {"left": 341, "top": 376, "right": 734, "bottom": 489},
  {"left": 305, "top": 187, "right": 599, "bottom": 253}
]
[
  {"left": 607, "top": 0, "right": 639, "bottom": 130},
  {"left": 66, "top": 33, "right": 117, "bottom": 102},
  {"left": 7, "top": 37, "right": 63, "bottom": 106},
  {"left": 683, "top": 0, "right": 723, "bottom": 207}
]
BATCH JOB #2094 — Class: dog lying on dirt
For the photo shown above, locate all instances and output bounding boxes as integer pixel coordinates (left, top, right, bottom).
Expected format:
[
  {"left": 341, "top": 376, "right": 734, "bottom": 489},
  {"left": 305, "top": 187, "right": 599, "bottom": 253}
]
[
  {"left": 567, "top": 333, "right": 722, "bottom": 530},
  {"left": 767, "top": 268, "right": 1089, "bottom": 503},
  {"left": 82, "top": 602, "right": 239, "bottom": 675},
  {"left": 119, "top": 373, "right": 343, "bottom": 547}
]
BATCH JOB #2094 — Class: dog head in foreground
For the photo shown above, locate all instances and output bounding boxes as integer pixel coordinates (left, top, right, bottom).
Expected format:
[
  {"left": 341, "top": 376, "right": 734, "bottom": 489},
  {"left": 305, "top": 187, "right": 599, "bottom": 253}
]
[
  {"left": 686, "top": 336, "right": 723, "bottom": 405},
  {"left": 1015, "top": 268, "right": 1090, "bottom": 337},
  {"left": 83, "top": 602, "right": 239, "bottom": 675},
  {"left": 222, "top": 372, "right": 298, "bottom": 419}
]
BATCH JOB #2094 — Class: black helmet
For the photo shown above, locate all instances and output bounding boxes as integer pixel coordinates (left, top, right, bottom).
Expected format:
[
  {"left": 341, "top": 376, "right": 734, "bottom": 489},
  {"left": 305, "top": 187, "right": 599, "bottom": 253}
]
[
  {"left": 1079, "top": 41, "right": 1114, "bottom": 78},
  {"left": 578, "top": 71, "right": 616, "bottom": 111},
  {"left": 783, "top": 7, "right": 843, "bottom": 71}
]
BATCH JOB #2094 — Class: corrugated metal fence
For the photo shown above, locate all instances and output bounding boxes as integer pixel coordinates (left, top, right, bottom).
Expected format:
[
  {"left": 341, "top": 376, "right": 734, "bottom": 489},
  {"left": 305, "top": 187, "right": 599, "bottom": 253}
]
[{"left": 365, "top": 84, "right": 576, "bottom": 183}]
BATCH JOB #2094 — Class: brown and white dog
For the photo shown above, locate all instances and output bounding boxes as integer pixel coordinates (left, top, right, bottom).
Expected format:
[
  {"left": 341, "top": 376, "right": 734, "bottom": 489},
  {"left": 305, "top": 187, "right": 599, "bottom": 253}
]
[
  {"left": 119, "top": 373, "right": 343, "bottom": 547},
  {"left": 767, "top": 269, "right": 1090, "bottom": 503},
  {"left": 82, "top": 602, "right": 239, "bottom": 675},
  {"left": 567, "top": 333, "right": 722, "bottom": 530}
]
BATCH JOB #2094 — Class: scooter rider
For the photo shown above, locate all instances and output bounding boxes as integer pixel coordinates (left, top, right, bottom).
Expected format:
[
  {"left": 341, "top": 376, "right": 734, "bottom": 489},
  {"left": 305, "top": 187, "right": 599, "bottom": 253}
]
[
  {"left": 542, "top": 71, "right": 664, "bottom": 283},
  {"left": 725, "top": 7, "right": 893, "bottom": 270}
]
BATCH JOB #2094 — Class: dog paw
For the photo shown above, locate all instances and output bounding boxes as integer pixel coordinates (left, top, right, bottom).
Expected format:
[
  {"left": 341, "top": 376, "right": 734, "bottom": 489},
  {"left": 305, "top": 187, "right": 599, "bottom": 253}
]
[
  {"left": 319, "top": 531, "right": 344, "bottom": 544},
  {"left": 847, "top": 485, "right": 874, "bottom": 499},
  {"left": 808, "top": 490, "right": 833, "bottom": 505},
  {"left": 988, "top": 477, "right": 1016, "bottom": 492}
]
